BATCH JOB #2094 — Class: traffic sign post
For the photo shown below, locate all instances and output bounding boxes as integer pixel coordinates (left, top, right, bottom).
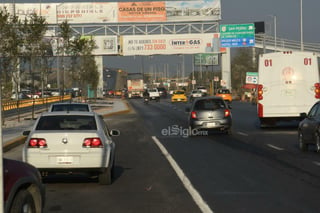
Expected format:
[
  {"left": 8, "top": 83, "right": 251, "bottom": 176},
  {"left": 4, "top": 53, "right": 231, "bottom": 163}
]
[
  {"left": 246, "top": 72, "right": 258, "bottom": 84},
  {"left": 220, "top": 23, "right": 255, "bottom": 48}
]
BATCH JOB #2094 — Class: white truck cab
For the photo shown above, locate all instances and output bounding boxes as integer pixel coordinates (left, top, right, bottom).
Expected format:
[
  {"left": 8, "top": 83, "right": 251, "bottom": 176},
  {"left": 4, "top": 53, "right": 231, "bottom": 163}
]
[{"left": 147, "top": 88, "right": 160, "bottom": 102}]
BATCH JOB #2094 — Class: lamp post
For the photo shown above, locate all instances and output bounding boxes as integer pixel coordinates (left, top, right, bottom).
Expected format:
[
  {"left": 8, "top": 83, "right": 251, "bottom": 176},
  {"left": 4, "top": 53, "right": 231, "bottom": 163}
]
[
  {"left": 268, "top": 15, "right": 277, "bottom": 51},
  {"left": 300, "top": 0, "right": 304, "bottom": 51},
  {"left": 273, "top": 15, "right": 277, "bottom": 51}
]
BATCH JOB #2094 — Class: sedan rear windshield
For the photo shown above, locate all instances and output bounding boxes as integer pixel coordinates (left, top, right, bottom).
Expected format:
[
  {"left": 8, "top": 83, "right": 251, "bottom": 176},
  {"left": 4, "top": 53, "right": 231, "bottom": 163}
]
[
  {"left": 51, "top": 104, "right": 90, "bottom": 112},
  {"left": 195, "top": 99, "right": 226, "bottom": 110},
  {"left": 36, "top": 115, "right": 97, "bottom": 130}
]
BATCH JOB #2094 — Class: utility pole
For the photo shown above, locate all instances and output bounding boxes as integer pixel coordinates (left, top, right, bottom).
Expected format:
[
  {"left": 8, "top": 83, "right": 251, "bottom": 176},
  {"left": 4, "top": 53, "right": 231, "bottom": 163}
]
[{"left": 300, "top": 0, "right": 304, "bottom": 51}]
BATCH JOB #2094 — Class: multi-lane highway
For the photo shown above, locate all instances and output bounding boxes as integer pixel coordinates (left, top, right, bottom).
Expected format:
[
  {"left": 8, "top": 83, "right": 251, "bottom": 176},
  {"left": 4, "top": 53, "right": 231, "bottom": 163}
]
[{"left": 4, "top": 98, "right": 320, "bottom": 213}]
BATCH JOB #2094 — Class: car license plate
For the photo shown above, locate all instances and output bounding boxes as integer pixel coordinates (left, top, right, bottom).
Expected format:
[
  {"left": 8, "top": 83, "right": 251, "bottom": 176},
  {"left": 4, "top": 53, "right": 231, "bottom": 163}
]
[
  {"left": 178, "top": 99, "right": 181, "bottom": 101},
  {"left": 206, "top": 122, "right": 216, "bottom": 127},
  {"left": 56, "top": 156, "right": 73, "bottom": 164}
]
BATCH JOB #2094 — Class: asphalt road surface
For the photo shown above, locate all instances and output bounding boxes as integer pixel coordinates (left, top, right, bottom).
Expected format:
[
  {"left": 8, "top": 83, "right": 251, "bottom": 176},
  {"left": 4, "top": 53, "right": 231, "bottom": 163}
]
[{"left": 4, "top": 98, "right": 320, "bottom": 213}]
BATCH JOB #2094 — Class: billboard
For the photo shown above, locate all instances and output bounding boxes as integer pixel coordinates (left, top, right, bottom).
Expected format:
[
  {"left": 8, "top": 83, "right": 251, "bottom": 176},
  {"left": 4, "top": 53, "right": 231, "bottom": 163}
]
[
  {"left": 120, "top": 33, "right": 221, "bottom": 56},
  {"left": 194, "top": 53, "right": 219, "bottom": 66},
  {"left": 92, "top": 36, "right": 118, "bottom": 55},
  {"left": 0, "top": 0, "right": 221, "bottom": 24},
  {"left": 118, "top": 2, "right": 166, "bottom": 22}
]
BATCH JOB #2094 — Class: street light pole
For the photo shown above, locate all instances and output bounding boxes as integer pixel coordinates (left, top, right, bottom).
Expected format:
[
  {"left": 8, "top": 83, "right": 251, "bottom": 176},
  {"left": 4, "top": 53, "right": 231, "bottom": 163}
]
[
  {"left": 273, "top": 15, "right": 277, "bottom": 51},
  {"left": 300, "top": 0, "right": 304, "bottom": 51},
  {"left": 267, "top": 15, "right": 277, "bottom": 51}
]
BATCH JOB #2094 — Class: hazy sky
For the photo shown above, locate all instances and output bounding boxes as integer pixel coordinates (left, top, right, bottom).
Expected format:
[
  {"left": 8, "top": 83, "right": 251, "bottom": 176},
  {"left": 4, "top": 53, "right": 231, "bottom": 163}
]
[{"left": 221, "top": 0, "right": 319, "bottom": 43}]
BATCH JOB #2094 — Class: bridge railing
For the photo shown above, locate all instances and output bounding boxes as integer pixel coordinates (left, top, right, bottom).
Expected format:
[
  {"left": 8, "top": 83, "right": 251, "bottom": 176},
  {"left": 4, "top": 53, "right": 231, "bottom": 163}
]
[{"left": 255, "top": 34, "right": 320, "bottom": 54}]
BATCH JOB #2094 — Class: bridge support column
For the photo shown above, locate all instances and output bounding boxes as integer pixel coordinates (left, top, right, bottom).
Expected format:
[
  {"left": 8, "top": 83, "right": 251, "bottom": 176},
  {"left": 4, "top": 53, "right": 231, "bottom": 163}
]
[{"left": 221, "top": 48, "right": 231, "bottom": 91}]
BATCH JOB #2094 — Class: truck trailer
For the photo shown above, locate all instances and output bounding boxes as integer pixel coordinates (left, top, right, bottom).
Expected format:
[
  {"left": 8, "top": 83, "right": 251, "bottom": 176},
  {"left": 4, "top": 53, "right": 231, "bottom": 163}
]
[
  {"left": 127, "top": 73, "right": 144, "bottom": 98},
  {"left": 257, "top": 51, "right": 320, "bottom": 127}
]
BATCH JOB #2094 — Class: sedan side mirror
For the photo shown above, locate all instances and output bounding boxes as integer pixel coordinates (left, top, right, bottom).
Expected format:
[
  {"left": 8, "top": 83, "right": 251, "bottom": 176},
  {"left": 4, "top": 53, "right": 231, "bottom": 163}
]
[
  {"left": 110, "top": 129, "right": 120, "bottom": 136},
  {"left": 300, "top": 112, "right": 307, "bottom": 119},
  {"left": 22, "top": 130, "right": 30, "bottom": 136}
]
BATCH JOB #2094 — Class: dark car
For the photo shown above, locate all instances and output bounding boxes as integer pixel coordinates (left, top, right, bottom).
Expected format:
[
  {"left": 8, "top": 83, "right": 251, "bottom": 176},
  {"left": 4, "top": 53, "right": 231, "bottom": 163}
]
[
  {"left": 298, "top": 101, "right": 320, "bottom": 152},
  {"left": 4, "top": 158, "right": 45, "bottom": 213},
  {"left": 186, "top": 96, "right": 232, "bottom": 136},
  {"left": 157, "top": 87, "right": 167, "bottom": 98}
]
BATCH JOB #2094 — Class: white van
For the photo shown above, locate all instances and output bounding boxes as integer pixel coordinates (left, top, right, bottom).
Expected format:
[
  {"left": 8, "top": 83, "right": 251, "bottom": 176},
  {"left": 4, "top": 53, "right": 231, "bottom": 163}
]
[{"left": 257, "top": 51, "right": 320, "bottom": 127}]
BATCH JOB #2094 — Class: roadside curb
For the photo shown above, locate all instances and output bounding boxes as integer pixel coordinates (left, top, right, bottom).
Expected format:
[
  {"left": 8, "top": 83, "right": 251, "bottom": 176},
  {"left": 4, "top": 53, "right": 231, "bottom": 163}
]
[{"left": 3, "top": 136, "right": 26, "bottom": 152}]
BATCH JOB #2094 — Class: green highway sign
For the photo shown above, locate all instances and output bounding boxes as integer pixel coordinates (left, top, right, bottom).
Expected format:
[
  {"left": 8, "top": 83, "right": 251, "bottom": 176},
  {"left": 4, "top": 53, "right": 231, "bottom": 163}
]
[
  {"left": 220, "top": 23, "right": 255, "bottom": 47},
  {"left": 194, "top": 53, "right": 219, "bottom": 66}
]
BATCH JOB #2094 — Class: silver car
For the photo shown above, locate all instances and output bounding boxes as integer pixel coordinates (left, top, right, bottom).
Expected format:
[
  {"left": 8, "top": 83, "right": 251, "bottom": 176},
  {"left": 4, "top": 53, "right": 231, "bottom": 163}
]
[
  {"left": 22, "top": 111, "right": 119, "bottom": 185},
  {"left": 186, "top": 96, "right": 232, "bottom": 135}
]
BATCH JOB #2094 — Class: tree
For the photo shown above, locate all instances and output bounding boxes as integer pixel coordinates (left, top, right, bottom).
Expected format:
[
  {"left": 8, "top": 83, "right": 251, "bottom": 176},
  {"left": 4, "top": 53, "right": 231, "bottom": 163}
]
[
  {"left": 21, "top": 13, "right": 48, "bottom": 94},
  {"left": 0, "top": 8, "right": 24, "bottom": 98},
  {"left": 57, "top": 21, "right": 73, "bottom": 94},
  {"left": 69, "top": 34, "right": 99, "bottom": 98},
  {"left": 230, "top": 48, "right": 262, "bottom": 95}
]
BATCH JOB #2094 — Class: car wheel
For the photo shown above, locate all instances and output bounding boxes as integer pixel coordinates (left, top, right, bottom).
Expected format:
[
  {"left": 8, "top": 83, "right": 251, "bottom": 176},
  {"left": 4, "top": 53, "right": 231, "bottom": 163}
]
[
  {"left": 225, "top": 128, "right": 232, "bottom": 135},
  {"left": 98, "top": 156, "right": 115, "bottom": 185},
  {"left": 298, "top": 132, "right": 308, "bottom": 151},
  {"left": 99, "top": 167, "right": 112, "bottom": 185},
  {"left": 9, "top": 189, "right": 36, "bottom": 213},
  {"left": 316, "top": 132, "right": 320, "bottom": 153}
]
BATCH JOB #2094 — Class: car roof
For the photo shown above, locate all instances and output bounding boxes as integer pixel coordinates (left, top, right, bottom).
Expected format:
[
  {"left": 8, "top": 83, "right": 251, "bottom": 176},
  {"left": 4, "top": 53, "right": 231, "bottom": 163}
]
[
  {"left": 51, "top": 102, "right": 90, "bottom": 106},
  {"left": 49, "top": 102, "right": 92, "bottom": 111},
  {"left": 41, "top": 111, "right": 96, "bottom": 117},
  {"left": 194, "top": 96, "right": 224, "bottom": 101}
]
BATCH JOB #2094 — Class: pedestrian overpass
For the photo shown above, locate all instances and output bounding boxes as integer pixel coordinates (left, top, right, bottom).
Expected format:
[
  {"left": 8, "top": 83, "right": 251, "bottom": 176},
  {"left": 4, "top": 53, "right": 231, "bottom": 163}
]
[{"left": 254, "top": 34, "right": 320, "bottom": 56}]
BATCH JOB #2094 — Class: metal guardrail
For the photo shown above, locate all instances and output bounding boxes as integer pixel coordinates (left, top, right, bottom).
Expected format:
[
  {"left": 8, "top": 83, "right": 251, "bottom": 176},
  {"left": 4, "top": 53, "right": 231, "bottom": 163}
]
[
  {"left": 255, "top": 34, "right": 320, "bottom": 55},
  {"left": 2, "top": 95, "right": 72, "bottom": 111},
  {"left": 1, "top": 95, "right": 72, "bottom": 124}
]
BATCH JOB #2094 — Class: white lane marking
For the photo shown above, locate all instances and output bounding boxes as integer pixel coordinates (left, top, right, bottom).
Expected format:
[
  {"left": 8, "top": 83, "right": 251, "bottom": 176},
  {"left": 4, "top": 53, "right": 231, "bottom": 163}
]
[
  {"left": 152, "top": 136, "right": 214, "bottom": 213},
  {"left": 237, "top": 131, "right": 249, "bottom": 136},
  {"left": 313, "top": 161, "right": 320, "bottom": 166},
  {"left": 266, "top": 144, "right": 284, "bottom": 151}
]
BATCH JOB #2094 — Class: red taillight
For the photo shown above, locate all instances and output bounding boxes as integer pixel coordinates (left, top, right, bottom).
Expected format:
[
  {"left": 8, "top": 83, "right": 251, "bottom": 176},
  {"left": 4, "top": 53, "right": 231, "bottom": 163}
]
[
  {"left": 258, "top": 103, "right": 263, "bottom": 117},
  {"left": 83, "top": 138, "right": 103, "bottom": 148},
  {"left": 191, "top": 111, "right": 197, "bottom": 119},
  {"left": 28, "top": 138, "right": 47, "bottom": 148},
  {"left": 224, "top": 109, "right": 231, "bottom": 117},
  {"left": 314, "top": 83, "right": 320, "bottom": 99},
  {"left": 257, "top": 84, "right": 263, "bottom": 100}
]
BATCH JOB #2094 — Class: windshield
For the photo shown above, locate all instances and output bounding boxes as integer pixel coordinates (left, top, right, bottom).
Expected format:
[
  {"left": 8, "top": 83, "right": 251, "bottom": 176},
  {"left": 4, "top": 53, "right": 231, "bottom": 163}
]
[
  {"left": 174, "top": 91, "right": 185, "bottom": 95},
  {"left": 36, "top": 115, "right": 97, "bottom": 130}
]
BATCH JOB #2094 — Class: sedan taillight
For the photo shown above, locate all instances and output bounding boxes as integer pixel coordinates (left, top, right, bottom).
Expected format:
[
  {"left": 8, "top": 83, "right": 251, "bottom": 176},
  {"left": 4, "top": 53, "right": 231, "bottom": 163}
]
[
  {"left": 28, "top": 138, "right": 47, "bottom": 148},
  {"left": 191, "top": 111, "right": 197, "bottom": 119},
  {"left": 83, "top": 138, "right": 103, "bottom": 148},
  {"left": 224, "top": 109, "right": 231, "bottom": 117}
]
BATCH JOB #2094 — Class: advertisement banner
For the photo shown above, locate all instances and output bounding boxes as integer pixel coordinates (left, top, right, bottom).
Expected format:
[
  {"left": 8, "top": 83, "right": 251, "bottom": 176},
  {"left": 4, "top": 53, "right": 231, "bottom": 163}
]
[
  {"left": 0, "top": 3, "right": 57, "bottom": 24},
  {"left": 0, "top": 0, "right": 220, "bottom": 24},
  {"left": 166, "top": 0, "right": 221, "bottom": 22},
  {"left": 118, "top": 2, "right": 166, "bottom": 22},
  {"left": 56, "top": 2, "right": 118, "bottom": 24},
  {"left": 120, "top": 33, "right": 221, "bottom": 56},
  {"left": 92, "top": 36, "right": 118, "bottom": 55}
]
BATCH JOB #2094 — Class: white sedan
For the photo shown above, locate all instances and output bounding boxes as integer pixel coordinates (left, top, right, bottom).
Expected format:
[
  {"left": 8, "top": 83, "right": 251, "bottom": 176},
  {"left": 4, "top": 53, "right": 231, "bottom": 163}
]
[{"left": 22, "top": 111, "right": 119, "bottom": 185}]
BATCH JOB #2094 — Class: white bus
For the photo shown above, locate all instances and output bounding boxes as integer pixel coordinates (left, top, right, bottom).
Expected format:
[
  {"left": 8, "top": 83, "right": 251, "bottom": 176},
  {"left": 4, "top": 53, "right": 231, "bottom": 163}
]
[{"left": 257, "top": 51, "right": 320, "bottom": 127}]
